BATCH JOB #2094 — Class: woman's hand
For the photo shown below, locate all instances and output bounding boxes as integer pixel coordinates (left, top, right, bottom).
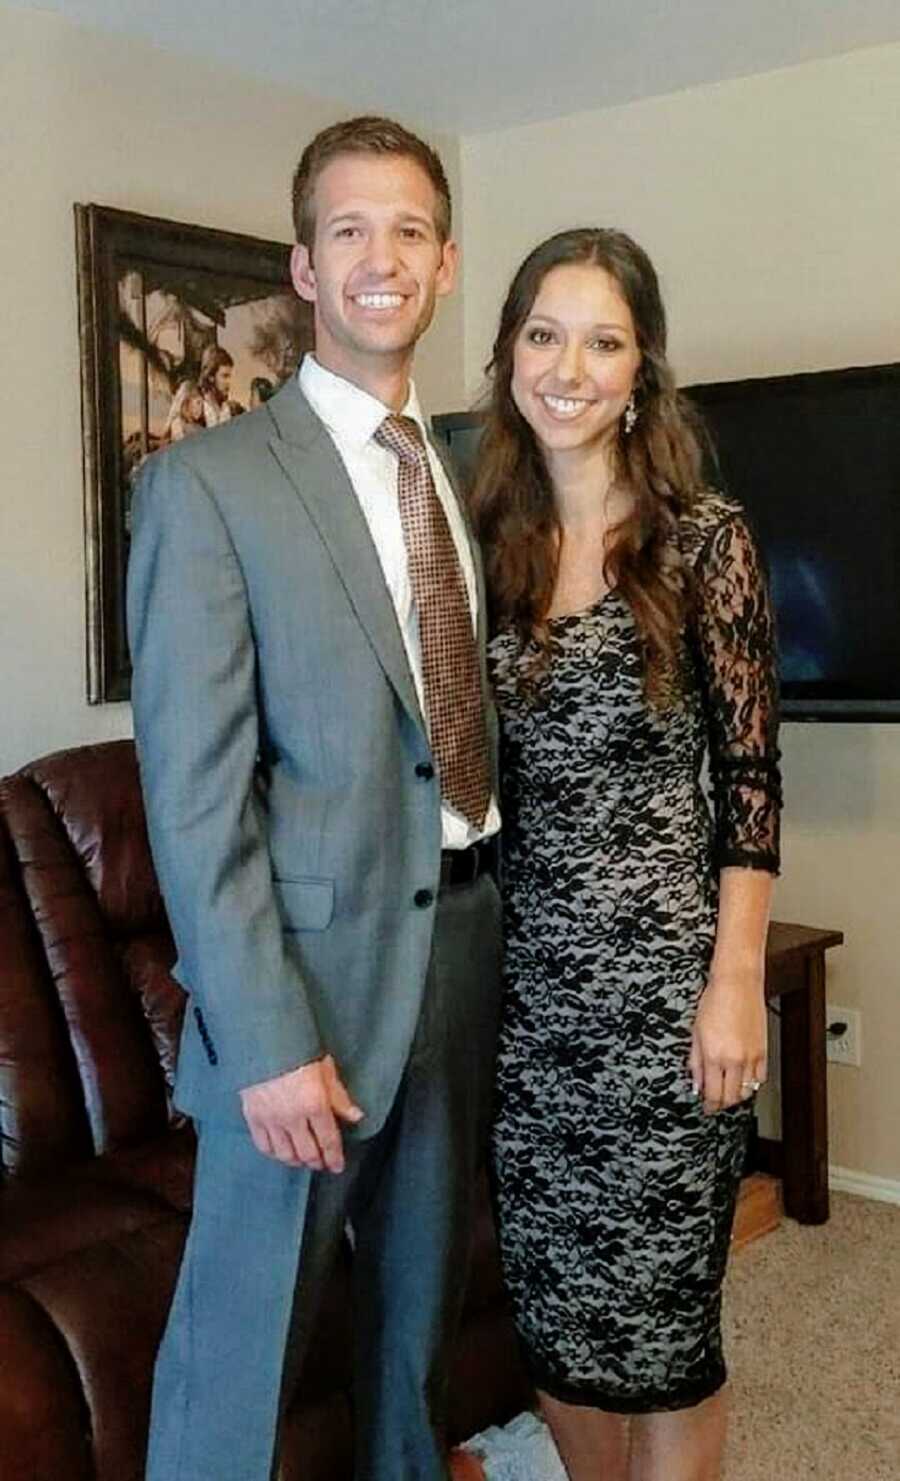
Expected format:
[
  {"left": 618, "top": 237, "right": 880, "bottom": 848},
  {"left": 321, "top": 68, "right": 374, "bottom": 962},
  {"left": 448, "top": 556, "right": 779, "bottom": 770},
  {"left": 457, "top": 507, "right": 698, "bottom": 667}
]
[
  {"left": 692, "top": 865, "right": 774, "bottom": 1114},
  {"left": 689, "top": 969, "right": 768, "bottom": 1115}
]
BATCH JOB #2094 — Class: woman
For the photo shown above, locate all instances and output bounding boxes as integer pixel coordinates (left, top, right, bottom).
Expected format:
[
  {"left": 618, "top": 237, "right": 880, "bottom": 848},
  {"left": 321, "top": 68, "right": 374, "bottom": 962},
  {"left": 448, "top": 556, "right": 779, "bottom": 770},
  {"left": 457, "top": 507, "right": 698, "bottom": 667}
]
[
  {"left": 472, "top": 229, "right": 781, "bottom": 1481},
  {"left": 163, "top": 379, "right": 206, "bottom": 441}
]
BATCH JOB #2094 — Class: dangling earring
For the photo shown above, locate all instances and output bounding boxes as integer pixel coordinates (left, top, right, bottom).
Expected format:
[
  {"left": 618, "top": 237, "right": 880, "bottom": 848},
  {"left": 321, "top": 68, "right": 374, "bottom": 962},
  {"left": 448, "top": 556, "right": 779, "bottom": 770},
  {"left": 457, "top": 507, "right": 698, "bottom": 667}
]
[{"left": 624, "top": 392, "right": 638, "bottom": 436}]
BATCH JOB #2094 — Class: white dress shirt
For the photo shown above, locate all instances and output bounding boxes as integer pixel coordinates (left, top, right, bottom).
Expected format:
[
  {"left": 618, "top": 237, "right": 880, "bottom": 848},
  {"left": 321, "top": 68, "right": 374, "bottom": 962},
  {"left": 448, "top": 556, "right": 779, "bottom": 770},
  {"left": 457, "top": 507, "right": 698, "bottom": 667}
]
[{"left": 298, "top": 355, "right": 500, "bottom": 848}]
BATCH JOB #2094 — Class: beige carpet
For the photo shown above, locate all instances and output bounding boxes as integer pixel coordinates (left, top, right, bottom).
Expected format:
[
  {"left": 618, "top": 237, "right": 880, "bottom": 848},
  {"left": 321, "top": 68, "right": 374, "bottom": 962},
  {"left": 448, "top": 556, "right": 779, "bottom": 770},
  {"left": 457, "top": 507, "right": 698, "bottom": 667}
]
[{"left": 723, "top": 1192, "right": 900, "bottom": 1480}]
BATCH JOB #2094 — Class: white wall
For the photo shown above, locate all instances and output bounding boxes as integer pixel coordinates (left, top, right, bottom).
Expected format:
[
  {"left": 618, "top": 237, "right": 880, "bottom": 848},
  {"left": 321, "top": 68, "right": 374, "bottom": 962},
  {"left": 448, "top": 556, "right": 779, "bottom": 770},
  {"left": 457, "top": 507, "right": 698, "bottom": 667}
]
[
  {"left": 460, "top": 44, "right": 900, "bottom": 1184},
  {"left": 0, "top": 4, "right": 465, "bottom": 775}
]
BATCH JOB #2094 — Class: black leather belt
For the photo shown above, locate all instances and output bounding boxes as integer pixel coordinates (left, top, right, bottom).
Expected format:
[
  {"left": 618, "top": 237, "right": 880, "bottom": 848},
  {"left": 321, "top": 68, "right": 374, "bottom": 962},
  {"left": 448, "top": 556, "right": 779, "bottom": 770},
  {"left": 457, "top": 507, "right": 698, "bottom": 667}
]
[{"left": 439, "top": 836, "right": 497, "bottom": 888}]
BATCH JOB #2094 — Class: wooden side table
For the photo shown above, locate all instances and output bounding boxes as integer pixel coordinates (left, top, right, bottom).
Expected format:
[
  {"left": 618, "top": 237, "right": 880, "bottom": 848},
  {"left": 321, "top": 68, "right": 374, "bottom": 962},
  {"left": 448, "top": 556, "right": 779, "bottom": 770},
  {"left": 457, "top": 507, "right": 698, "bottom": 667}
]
[{"left": 758, "top": 921, "right": 844, "bottom": 1225}]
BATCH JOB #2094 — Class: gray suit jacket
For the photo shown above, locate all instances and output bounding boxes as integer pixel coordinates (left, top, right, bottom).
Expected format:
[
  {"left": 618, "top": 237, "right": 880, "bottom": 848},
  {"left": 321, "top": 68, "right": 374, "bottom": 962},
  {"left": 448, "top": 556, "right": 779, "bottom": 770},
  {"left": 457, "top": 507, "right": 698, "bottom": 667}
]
[{"left": 127, "top": 378, "right": 497, "bottom": 1131}]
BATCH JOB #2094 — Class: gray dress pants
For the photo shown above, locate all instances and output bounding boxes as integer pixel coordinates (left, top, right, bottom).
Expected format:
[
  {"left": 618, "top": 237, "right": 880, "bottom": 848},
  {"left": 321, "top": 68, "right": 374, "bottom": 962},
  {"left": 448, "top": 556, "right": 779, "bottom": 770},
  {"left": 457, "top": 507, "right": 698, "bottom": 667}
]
[{"left": 145, "top": 871, "right": 502, "bottom": 1481}]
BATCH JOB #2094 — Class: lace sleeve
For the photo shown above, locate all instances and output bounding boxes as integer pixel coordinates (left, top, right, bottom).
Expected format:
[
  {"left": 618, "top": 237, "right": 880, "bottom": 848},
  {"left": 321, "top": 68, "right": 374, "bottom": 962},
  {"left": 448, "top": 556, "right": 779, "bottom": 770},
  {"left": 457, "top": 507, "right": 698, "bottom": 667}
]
[{"left": 692, "top": 503, "right": 782, "bottom": 874}]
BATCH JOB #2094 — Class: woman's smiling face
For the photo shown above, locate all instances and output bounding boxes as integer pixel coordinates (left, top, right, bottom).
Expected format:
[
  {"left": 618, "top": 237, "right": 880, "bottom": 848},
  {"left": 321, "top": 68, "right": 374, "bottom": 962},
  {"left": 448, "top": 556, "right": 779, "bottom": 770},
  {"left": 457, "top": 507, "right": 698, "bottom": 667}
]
[{"left": 512, "top": 262, "right": 641, "bottom": 461}]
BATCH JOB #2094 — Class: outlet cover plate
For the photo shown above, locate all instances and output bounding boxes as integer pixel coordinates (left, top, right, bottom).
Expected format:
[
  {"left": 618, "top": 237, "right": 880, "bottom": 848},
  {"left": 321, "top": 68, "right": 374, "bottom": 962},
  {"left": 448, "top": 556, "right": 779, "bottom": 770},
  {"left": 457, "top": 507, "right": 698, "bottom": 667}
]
[{"left": 826, "top": 1004, "right": 862, "bottom": 1067}]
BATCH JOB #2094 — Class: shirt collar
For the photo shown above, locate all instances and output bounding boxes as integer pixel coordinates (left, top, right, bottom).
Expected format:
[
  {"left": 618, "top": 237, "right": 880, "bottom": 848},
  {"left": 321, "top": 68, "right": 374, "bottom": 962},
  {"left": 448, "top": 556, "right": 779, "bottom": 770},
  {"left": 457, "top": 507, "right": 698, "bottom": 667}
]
[{"left": 298, "top": 353, "right": 426, "bottom": 452}]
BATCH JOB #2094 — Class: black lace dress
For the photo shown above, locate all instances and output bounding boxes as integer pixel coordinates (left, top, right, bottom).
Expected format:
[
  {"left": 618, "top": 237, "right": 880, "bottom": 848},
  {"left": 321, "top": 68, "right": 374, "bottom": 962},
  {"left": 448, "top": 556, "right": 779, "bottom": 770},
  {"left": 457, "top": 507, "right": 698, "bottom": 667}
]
[{"left": 489, "top": 492, "right": 782, "bottom": 1413}]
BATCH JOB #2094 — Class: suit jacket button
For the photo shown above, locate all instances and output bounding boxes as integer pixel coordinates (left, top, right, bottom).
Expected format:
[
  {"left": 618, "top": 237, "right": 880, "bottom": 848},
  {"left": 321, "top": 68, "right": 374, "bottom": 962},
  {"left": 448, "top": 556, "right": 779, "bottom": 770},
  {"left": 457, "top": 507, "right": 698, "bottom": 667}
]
[
  {"left": 414, "top": 888, "right": 434, "bottom": 908},
  {"left": 415, "top": 762, "right": 435, "bottom": 780}
]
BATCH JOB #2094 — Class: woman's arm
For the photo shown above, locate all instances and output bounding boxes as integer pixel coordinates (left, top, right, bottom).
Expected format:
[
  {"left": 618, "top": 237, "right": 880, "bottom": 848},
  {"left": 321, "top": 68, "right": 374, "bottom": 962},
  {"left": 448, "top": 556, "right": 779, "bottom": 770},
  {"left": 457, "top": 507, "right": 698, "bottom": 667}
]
[
  {"left": 690, "top": 866, "right": 774, "bottom": 1113},
  {"left": 689, "top": 500, "right": 783, "bottom": 1112}
]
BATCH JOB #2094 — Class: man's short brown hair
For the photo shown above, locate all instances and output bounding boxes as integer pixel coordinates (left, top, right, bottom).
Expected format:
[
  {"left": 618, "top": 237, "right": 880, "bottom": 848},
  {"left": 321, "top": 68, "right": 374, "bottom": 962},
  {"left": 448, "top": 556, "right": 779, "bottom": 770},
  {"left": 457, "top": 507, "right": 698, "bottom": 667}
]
[{"left": 291, "top": 116, "right": 452, "bottom": 248}]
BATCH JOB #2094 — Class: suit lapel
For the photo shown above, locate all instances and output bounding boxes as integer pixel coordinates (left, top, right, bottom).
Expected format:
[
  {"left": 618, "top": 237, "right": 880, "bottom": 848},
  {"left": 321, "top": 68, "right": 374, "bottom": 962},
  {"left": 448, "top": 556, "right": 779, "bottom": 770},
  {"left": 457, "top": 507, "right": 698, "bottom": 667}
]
[{"left": 266, "top": 382, "right": 425, "bottom": 735}]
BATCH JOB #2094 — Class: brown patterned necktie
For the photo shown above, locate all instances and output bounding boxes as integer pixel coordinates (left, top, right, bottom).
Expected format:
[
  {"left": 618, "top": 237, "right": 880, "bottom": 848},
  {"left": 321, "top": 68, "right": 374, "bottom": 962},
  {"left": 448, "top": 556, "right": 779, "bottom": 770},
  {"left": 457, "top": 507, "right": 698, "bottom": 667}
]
[{"left": 374, "top": 414, "right": 491, "bottom": 830}]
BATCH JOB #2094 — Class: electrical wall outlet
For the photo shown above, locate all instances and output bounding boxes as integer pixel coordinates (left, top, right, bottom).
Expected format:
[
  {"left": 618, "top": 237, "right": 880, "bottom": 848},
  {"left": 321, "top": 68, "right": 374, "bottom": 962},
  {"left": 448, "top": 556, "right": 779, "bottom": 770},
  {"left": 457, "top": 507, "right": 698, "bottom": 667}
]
[{"left": 825, "top": 1005, "right": 862, "bottom": 1067}]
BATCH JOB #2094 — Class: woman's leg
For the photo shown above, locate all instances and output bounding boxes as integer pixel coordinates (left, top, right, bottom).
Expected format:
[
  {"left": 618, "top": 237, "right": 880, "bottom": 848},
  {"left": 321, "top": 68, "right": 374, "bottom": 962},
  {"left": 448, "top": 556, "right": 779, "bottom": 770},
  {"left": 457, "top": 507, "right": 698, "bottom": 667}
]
[
  {"left": 538, "top": 1384, "right": 727, "bottom": 1481},
  {"left": 628, "top": 1389, "right": 727, "bottom": 1481},
  {"left": 539, "top": 1391, "right": 630, "bottom": 1481}
]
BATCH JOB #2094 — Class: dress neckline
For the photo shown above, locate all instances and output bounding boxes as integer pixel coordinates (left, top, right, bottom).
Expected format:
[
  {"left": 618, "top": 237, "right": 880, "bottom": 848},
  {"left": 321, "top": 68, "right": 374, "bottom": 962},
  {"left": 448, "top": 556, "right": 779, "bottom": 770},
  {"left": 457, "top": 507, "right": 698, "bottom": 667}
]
[{"left": 546, "top": 588, "right": 619, "bottom": 624}]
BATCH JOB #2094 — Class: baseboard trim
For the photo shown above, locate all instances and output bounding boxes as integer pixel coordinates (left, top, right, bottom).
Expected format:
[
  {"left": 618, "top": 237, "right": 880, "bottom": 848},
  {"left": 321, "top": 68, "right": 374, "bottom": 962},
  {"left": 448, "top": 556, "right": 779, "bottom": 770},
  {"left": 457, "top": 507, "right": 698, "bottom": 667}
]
[{"left": 829, "top": 1165, "right": 900, "bottom": 1206}]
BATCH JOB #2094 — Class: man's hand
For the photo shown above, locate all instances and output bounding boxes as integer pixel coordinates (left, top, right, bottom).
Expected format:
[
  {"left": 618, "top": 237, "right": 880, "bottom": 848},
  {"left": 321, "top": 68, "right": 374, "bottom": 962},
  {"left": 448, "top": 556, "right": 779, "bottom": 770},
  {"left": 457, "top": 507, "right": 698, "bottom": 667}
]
[{"left": 240, "top": 1055, "right": 364, "bottom": 1172}]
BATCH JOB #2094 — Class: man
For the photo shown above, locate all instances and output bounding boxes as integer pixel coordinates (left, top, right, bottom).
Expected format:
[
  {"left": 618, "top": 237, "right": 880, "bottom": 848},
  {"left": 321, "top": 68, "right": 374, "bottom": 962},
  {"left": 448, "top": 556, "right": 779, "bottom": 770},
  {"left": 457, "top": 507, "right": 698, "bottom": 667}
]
[
  {"left": 128, "top": 115, "right": 502, "bottom": 1481},
  {"left": 249, "top": 374, "right": 276, "bottom": 407},
  {"left": 197, "top": 342, "right": 243, "bottom": 424}
]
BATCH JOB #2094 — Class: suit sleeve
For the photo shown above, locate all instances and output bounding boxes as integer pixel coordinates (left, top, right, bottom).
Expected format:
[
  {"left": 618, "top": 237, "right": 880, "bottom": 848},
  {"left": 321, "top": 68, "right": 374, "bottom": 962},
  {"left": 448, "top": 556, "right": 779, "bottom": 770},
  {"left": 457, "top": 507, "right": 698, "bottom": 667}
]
[{"left": 126, "top": 446, "right": 324, "bottom": 1093}]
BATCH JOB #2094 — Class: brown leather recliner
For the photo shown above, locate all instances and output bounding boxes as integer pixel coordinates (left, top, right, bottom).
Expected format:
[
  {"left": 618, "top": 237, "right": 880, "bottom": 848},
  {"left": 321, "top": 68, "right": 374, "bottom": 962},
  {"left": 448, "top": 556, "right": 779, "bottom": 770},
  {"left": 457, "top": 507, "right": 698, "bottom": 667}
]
[{"left": 0, "top": 740, "right": 529, "bottom": 1480}]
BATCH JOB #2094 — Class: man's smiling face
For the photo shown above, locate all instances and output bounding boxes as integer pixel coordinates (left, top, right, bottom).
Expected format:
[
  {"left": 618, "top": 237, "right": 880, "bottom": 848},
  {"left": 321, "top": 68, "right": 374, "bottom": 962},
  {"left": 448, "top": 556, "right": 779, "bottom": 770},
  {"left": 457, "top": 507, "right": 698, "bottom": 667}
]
[{"left": 290, "top": 152, "right": 457, "bottom": 390}]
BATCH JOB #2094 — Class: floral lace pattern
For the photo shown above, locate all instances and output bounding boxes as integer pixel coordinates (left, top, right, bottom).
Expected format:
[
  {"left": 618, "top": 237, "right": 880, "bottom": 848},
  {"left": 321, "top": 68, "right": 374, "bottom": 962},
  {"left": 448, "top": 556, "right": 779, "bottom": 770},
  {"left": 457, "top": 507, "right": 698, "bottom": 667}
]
[{"left": 488, "top": 491, "right": 782, "bottom": 1412}]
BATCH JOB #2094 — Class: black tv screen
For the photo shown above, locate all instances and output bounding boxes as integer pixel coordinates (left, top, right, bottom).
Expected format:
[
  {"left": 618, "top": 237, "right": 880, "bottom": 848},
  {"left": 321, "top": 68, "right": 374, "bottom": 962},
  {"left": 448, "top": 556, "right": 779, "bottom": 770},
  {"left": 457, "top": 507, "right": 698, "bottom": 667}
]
[{"left": 433, "top": 361, "right": 900, "bottom": 722}]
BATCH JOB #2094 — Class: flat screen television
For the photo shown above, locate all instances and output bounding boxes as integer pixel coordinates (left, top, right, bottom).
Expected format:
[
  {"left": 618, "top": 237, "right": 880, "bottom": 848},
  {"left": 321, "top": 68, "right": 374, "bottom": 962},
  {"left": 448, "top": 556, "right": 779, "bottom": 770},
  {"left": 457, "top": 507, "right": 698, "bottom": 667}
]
[{"left": 433, "top": 361, "right": 900, "bottom": 722}]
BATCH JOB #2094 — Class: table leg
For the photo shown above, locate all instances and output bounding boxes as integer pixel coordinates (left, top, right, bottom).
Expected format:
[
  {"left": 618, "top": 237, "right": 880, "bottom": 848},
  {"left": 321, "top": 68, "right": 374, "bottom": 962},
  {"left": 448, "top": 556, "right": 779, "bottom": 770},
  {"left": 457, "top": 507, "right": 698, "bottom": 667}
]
[{"left": 779, "top": 954, "right": 830, "bottom": 1224}]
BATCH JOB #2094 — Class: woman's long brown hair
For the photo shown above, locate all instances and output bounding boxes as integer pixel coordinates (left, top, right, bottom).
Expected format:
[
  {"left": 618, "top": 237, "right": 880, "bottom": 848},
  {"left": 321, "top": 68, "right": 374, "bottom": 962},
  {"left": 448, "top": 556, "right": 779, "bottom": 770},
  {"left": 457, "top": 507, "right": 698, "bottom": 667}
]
[{"left": 469, "top": 228, "right": 710, "bottom": 703}]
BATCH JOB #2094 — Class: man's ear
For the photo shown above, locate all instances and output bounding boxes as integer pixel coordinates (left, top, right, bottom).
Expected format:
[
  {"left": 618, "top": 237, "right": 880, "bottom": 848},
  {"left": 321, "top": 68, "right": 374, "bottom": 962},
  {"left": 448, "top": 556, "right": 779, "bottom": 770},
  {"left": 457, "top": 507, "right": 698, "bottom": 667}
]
[
  {"left": 290, "top": 243, "right": 316, "bottom": 303},
  {"left": 435, "top": 238, "right": 459, "bottom": 299}
]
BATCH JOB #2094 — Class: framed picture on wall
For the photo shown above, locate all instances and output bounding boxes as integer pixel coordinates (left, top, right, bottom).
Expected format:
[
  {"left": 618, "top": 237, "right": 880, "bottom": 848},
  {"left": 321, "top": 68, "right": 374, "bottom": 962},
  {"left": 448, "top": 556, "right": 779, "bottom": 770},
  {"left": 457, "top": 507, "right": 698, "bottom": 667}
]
[{"left": 75, "top": 203, "right": 313, "bottom": 703}]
